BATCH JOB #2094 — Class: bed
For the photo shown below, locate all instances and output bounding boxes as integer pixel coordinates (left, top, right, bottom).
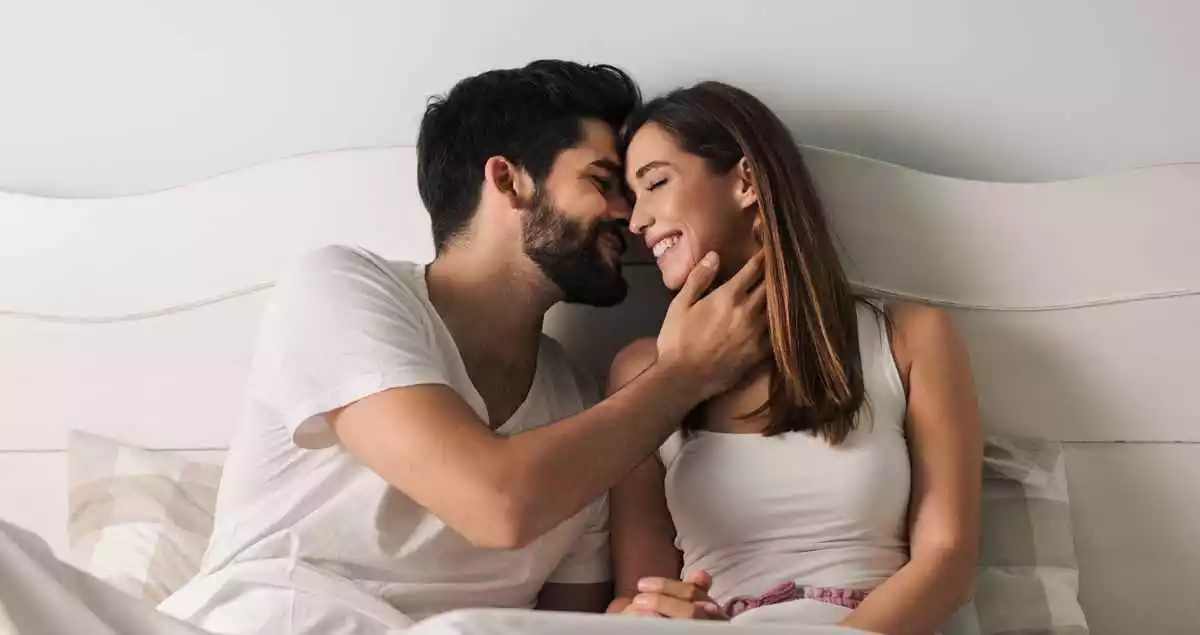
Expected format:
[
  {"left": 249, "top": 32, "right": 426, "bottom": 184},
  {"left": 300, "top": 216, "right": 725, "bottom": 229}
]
[{"left": 1, "top": 145, "right": 1196, "bottom": 634}]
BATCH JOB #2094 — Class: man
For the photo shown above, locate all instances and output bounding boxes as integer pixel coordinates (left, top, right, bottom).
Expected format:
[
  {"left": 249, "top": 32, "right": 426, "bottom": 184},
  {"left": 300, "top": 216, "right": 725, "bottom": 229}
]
[{"left": 159, "top": 60, "right": 768, "bottom": 633}]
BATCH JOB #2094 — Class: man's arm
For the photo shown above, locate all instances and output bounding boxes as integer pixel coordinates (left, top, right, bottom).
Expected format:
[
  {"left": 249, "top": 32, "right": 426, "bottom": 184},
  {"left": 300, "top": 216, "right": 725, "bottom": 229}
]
[
  {"left": 330, "top": 362, "right": 705, "bottom": 549},
  {"left": 329, "top": 252, "right": 767, "bottom": 549}
]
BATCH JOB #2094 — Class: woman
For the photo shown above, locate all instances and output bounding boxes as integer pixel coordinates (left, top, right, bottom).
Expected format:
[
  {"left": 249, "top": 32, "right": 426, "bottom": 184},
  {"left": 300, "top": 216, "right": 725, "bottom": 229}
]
[{"left": 605, "top": 82, "right": 982, "bottom": 635}]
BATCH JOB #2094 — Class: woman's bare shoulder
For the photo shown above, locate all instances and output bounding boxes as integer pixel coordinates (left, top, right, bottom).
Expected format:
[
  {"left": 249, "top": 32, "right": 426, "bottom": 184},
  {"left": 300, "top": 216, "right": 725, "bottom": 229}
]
[
  {"left": 879, "top": 302, "right": 960, "bottom": 378},
  {"left": 607, "top": 337, "right": 658, "bottom": 394},
  {"left": 887, "top": 302, "right": 960, "bottom": 348}
]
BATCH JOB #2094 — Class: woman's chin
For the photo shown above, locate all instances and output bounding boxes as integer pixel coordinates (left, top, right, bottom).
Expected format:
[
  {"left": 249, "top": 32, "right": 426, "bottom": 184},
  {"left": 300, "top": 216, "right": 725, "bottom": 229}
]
[{"left": 659, "top": 265, "right": 690, "bottom": 292}]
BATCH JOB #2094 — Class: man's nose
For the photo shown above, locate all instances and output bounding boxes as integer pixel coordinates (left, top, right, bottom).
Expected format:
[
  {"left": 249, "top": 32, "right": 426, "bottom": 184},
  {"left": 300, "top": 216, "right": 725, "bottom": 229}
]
[{"left": 607, "top": 194, "right": 632, "bottom": 220}]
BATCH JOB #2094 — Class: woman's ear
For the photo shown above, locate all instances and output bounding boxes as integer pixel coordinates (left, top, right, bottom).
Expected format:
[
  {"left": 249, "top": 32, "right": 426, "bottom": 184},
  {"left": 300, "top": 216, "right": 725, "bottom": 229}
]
[
  {"left": 484, "top": 156, "right": 533, "bottom": 209},
  {"left": 733, "top": 157, "right": 758, "bottom": 211}
]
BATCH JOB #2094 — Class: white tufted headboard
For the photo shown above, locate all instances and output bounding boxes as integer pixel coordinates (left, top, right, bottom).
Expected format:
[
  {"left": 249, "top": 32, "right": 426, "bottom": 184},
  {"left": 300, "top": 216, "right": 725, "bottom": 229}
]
[{"left": 1, "top": 147, "right": 1196, "bottom": 634}]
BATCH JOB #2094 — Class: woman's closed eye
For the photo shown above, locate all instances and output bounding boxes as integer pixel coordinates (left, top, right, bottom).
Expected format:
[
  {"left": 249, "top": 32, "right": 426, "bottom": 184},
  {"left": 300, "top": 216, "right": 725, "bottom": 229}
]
[{"left": 646, "top": 177, "right": 668, "bottom": 192}]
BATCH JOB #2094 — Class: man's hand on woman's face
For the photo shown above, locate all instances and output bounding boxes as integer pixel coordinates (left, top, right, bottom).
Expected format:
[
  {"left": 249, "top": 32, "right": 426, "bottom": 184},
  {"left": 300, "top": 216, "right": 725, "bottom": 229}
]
[
  {"left": 622, "top": 570, "right": 729, "bottom": 620},
  {"left": 655, "top": 251, "right": 770, "bottom": 402}
]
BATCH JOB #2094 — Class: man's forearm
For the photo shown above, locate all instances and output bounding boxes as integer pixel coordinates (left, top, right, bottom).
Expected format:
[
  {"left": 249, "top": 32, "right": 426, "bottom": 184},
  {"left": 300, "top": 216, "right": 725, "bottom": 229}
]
[{"left": 499, "top": 361, "right": 701, "bottom": 543}]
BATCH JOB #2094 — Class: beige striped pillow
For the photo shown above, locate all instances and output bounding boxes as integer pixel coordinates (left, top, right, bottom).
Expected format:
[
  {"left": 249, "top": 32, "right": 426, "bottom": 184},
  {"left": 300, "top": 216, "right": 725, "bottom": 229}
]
[
  {"left": 944, "top": 435, "right": 1089, "bottom": 635},
  {"left": 67, "top": 431, "right": 222, "bottom": 604}
]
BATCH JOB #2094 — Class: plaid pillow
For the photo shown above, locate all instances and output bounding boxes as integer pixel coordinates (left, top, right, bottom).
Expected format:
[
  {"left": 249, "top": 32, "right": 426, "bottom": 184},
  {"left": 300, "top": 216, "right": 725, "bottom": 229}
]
[
  {"left": 67, "top": 431, "right": 222, "bottom": 604},
  {"left": 944, "top": 435, "right": 1089, "bottom": 635}
]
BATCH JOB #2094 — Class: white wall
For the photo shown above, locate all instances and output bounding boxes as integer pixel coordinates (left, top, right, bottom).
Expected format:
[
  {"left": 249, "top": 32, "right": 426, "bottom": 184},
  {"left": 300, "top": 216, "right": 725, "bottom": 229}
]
[{"left": 0, "top": 0, "right": 1196, "bottom": 197}]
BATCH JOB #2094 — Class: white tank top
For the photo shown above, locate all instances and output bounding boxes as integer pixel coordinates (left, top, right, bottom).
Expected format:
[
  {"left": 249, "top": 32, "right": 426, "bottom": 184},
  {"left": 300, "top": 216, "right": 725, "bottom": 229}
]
[{"left": 659, "top": 301, "right": 910, "bottom": 603}]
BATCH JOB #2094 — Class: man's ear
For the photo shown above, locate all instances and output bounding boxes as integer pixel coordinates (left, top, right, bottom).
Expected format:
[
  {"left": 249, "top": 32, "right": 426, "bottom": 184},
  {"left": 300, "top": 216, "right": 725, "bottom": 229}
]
[
  {"left": 732, "top": 157, "right": 758, "bottom": 211},
  {"left": 484, "top": 156, "right": 533, "bottom": 209}
]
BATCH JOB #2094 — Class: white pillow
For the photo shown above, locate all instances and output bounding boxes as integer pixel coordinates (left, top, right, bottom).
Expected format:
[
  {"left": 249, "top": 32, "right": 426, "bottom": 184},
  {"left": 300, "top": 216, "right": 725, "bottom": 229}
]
[
  {"left": 944, "top": 435, "right": 1089, "bottom": 635},
  {"left": 67, "top": 431, "right": 222, "bottom": 604}
]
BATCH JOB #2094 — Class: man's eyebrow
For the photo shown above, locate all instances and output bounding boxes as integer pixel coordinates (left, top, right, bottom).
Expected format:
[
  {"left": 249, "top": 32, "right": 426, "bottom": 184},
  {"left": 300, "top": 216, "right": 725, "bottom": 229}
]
[
  {"left": 588, "top": 158, "right": 622, "bottom": 175},
  {"left": 634, "top": 160, "right": 671, "bottom": 179}
]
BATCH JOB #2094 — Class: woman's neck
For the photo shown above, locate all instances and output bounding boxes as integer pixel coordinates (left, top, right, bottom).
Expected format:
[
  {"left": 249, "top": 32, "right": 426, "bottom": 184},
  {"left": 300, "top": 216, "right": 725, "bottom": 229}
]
[
  {"left": 695, "top": 362, "right": 774, "bottom": 434},
  {"left": 714, "top": 237, "right": 762, "bottom": 287}
]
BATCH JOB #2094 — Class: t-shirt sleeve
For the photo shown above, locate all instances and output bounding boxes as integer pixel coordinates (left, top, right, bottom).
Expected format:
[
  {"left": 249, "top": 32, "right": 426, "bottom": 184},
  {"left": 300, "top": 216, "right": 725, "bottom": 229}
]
[
  {"left": 545, "top": 495, "right": 612, "bottom": 585},
  {"left": 250, "top": 246, "right": 449, "bottom": 450}
]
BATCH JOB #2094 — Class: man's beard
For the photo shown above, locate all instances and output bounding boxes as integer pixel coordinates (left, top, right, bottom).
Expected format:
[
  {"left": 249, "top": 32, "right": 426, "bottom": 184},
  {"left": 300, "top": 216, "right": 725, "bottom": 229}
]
[{"left": 521, "top": 189, "right": 628, "bottom": 307}]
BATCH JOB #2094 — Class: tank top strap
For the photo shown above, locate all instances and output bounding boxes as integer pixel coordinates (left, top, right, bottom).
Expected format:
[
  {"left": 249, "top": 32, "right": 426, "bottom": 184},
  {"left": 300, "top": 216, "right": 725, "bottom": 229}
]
[{"left": 856, "top": 299, "right": 907, "bottom": 427}]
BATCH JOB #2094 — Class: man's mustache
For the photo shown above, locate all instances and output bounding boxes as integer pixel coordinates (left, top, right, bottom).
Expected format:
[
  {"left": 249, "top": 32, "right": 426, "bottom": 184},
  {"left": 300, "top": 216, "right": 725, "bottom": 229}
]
[{"left": 593, "top": 220, "right": 628, "bottom": 254}]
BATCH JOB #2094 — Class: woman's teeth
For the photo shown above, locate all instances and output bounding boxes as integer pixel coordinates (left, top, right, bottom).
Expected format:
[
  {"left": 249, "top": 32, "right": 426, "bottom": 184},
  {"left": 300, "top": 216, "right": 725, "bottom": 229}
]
[{"left": 652, "top": 235, "right": 681, "bottom": 259}]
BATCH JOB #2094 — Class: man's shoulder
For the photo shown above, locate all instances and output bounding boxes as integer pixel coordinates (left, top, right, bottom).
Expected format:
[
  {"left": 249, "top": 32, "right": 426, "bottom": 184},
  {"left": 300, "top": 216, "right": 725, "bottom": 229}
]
[
  {"left": 278, "top": 245, "right": 427, "bottom": 308},
  {"left": 287, "top": 245, "right": 420, "bottom": 285}
]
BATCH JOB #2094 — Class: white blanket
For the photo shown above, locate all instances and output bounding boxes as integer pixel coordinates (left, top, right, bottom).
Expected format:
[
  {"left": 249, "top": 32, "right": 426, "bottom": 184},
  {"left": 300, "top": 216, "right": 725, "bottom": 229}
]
[
  {"left": 0, "top": 520, "right": 868, "bottom": 635},
  {"left": 409, "top": 609, "right": 871, "bottom": 635},
  {"left": 0, "top": 520, "right": 208, "bottom": 635}
]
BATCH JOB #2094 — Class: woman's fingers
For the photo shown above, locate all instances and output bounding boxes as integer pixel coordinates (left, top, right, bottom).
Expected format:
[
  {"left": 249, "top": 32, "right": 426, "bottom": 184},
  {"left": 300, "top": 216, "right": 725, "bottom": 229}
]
[
  {"left": 637, "top": 577, "right": 703, "bottom": 601},
  {"left": 631, "top": 572, "right": 727, "bottom": 620},
  {"left": 631, "top": 592, "right": 710, "bottom": 619},
  {"left": 621, "top": 604, "right": 663, "bottom": 618},
  {"left": 682, "top": 569, "right": 713, "bottom": 591}
]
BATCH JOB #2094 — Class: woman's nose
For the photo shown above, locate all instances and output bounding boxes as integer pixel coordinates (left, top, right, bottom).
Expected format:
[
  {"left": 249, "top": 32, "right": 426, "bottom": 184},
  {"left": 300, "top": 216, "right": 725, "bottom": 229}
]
[{"left": 629, "top": 204, "right": 653, "bottom": 235}]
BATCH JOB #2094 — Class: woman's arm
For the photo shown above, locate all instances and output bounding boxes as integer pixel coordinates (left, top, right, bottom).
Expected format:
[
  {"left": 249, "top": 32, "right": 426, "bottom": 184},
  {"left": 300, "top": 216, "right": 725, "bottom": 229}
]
[
  {"left": 602, "top": 339, "right": 684, "bottom": 614},
  {"left": 605, "top": 339, "right": 727, "bottom": 620},
  {"left": 839, "top": 305, "right": 982, "bottom": 635},
  {"left": 607, "top": 456, "right": 683, "bottom": 614}
]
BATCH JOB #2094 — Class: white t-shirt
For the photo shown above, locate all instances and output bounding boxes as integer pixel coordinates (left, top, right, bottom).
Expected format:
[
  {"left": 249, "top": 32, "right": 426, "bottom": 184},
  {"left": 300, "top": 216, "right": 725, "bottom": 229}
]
[{"left": 159, "top": 246, "right": 609, "bottom": 634}]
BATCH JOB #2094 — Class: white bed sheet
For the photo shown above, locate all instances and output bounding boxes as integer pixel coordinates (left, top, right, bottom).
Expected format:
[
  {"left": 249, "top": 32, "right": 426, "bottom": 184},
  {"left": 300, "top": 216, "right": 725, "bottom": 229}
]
[
  {"left": 410, "top": 609, "right": 867, "bottom": 635},
  {"left": 0, "top": 520, "right": 207, "bottom": 635},
  {"left": 0, "top": 520, "right": 868, "bottom": 635}
]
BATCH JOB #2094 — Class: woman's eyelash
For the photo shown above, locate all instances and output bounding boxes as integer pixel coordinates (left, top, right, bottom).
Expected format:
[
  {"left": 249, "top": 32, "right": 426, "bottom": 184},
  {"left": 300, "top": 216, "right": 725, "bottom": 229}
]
[{"left": 646, "top": 178, "right": 667, "bottom": 191}]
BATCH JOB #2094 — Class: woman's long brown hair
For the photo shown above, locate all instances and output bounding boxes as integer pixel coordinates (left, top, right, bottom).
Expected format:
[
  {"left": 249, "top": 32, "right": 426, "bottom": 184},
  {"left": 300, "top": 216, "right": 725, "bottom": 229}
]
[{"left": 623, "top": 82, "right": 865, "bottom": 444}]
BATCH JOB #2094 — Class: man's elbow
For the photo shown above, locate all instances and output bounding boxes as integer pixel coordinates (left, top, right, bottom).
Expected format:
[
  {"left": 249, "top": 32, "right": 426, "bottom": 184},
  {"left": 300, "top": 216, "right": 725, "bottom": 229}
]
[
  {"left": 456, "top": 483, "right": 542, "bottom": 550},
  {"left": 461, "top": 512, "right": 534, "bottom": 550}
]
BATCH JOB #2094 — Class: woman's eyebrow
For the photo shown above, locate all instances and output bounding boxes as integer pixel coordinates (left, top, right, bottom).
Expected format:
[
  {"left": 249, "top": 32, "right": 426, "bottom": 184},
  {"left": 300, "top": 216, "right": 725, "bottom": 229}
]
[{"left": 634, "top": 160, "right": 671, "bottom": 179}]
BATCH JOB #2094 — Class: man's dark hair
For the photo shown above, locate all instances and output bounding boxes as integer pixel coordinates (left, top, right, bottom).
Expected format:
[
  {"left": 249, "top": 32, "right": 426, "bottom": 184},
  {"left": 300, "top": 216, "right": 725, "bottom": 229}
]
[{"left": 417, "top": 60, "right": 640, "bottom": 252}]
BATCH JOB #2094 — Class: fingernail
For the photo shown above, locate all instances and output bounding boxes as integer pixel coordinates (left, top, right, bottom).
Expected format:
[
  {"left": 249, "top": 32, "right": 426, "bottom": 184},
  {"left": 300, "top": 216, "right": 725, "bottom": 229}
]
[
  {"left": 637, "top": 579, "right": 661, "bottom": 592},
  {"left": 701, "top": 252, "right": 718, "bottom": 268},
  {"left": 633, "top": 595, "right": 651, "bottom": 606}
]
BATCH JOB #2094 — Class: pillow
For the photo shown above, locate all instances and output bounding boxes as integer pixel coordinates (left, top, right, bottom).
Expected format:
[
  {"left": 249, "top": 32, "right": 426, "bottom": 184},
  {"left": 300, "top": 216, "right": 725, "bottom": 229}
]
[
  {"left": 944, "top": 434, "right": 1089, "bottom": 635},
  {"left": 67, "top": 431, "right": 222, "bottom": 604}
]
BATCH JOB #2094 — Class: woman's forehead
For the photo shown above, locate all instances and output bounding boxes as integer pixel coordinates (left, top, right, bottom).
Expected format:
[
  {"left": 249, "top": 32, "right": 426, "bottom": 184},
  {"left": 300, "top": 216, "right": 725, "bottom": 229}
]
[{"left": 626, "top": 124, "right": 688, "bottom": 178}]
